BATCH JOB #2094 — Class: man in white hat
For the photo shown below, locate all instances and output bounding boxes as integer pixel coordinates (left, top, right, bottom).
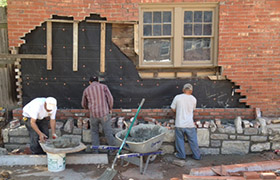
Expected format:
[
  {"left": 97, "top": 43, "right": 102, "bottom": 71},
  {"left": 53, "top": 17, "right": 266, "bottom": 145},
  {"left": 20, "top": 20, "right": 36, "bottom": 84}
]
[
  {"left": 22, "top": 97, "right": 57, "bottom": 154},
  {"left": 171, "top": 83, "right": 201, "bottom": 160}
]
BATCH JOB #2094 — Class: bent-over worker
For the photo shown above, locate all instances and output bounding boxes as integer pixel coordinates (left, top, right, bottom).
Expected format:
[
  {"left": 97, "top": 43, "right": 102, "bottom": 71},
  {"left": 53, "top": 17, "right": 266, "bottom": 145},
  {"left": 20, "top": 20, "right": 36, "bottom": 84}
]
[{"left": 22, "top": 97, "right": 57, "bottom": 154}]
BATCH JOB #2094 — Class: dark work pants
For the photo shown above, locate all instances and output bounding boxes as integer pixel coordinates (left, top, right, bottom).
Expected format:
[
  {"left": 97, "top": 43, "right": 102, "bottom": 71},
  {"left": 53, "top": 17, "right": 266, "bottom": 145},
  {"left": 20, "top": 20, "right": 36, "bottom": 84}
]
[
  {"left": 23, "top": 118, "right": 49, "bottom": 154},
  {"left": 90, "top": 114, "right": 116, "bottom": 147}
]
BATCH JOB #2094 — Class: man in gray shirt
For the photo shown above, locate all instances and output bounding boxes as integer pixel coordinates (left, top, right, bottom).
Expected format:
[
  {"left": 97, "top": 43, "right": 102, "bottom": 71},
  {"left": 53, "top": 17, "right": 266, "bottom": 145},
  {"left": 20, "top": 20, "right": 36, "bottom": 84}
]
[{"left": 171, "top": 83, "right": 201, "bottom": 160}]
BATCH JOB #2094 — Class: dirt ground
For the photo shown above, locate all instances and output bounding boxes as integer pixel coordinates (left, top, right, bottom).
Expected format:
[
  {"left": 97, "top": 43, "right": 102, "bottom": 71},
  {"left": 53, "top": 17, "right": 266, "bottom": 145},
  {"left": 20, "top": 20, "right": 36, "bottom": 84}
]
[{"left": 1, "top": 151, "right": 279, "bottom": 180}]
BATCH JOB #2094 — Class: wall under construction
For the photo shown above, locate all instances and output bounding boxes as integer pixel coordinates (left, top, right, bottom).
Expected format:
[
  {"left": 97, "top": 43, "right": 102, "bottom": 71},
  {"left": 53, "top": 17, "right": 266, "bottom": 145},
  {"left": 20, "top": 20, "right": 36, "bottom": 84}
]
[{"left": 19, "top": 15, "right": 246, "bottom": 109}]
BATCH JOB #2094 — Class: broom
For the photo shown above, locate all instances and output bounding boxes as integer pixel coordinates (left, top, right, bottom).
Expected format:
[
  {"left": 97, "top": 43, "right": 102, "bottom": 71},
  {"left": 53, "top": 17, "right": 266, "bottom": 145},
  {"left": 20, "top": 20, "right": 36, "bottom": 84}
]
[{"left": 97, "top": 98, "right": 145, "bottom": 180}]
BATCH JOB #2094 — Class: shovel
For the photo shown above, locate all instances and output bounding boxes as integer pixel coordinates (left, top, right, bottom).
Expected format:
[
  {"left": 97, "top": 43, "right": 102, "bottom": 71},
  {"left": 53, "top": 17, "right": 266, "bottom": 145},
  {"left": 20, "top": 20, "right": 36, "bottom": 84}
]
[{"left": 97, "top": 98, "right": 145, "bottom": 180}]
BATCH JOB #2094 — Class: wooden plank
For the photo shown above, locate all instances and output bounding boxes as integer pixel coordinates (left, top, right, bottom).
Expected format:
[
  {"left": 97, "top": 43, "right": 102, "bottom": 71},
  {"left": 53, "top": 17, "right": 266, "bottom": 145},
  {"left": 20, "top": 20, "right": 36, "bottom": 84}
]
[
  {"left": 87, "top": 20, "right": 137, "bottom": 24},
  {"left": 47, "top": 19, "right": 75, "bottom": 24},
  {"left": 0, "top": 23, "right": 7, "bottom": 29},
  {"left": 0, "top": 54, "right": 46, "bottom": 59},
  {"left": 47, "top": 19, "right": 137, "bottom": 24},
  {"left": 0, "top": 59, "right": 15, "bottom": 64},
  {"left": 100, "top": 22, "right": 106, "bottom": 73},
  {"left": 47, "top": 21, "right": 52, "bottom": 70},
  {"left": 72, "top": 21, "right": 78, "bottom": 71},
  {"left": 134, "top": 24, "right": 139, "bottom": 55},
  {"left": 208, "top": 75, "right": 227, "bottom": 80},
  {"left": 137, "top": 66, "right": 218, "bottom": 72},
  {"left": 182, "top": 174, "right": 244, "bottom": 180}
]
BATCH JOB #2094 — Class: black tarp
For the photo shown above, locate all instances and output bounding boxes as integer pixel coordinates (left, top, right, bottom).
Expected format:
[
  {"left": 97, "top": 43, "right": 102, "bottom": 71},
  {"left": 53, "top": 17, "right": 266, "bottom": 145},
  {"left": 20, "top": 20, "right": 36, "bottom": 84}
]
[{"left": 19, "top": 15, "right": 247, "bottom": 109}]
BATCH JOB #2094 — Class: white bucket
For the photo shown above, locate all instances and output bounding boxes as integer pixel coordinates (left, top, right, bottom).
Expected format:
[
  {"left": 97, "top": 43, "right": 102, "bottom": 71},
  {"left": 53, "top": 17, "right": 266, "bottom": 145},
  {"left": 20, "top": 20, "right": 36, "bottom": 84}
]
[{"left": 47, "top": 153, "right": 66, "bottom": 172}]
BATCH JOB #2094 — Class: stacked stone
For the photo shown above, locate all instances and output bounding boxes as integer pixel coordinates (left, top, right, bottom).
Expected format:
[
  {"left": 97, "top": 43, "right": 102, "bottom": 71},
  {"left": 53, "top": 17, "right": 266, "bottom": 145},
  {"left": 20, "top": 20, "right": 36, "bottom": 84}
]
[
  {"left": 2, "top": 115, "right": 280, "bottom": 155},
  {"left": 1, "top": 116, "right": 92, "bottom": 152},
  {"left": 0, "top": 107, "right": 6, "bottom": 127},
  {"left": 160, "top": 116, "right": 280, "bottom": 155},
  {"left": 2, "top": 125, "right": 30, "bottom": 151}
]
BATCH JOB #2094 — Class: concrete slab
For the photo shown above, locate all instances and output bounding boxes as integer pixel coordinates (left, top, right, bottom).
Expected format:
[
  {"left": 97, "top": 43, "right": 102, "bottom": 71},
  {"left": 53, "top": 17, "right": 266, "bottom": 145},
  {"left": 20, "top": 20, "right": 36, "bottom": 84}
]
[{"left": 0, "top": 154, "right": 108, "bottom": 166}]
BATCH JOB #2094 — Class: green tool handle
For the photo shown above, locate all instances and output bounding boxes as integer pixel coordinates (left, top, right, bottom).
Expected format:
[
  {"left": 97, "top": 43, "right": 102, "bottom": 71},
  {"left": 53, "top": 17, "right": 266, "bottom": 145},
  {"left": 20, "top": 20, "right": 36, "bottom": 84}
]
[
  {"left": 111, "top": 98, "right": 145, "bottom": 168},
  {"left": 117, "top": 98, "right": 145, "bottom": 155}
]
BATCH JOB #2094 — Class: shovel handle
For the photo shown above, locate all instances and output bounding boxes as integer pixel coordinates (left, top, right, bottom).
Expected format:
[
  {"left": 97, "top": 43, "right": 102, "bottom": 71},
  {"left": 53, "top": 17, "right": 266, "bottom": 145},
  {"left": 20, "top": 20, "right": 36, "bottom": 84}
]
[{"left": 111, "top": 98, "right": 145, "bottom": 168}]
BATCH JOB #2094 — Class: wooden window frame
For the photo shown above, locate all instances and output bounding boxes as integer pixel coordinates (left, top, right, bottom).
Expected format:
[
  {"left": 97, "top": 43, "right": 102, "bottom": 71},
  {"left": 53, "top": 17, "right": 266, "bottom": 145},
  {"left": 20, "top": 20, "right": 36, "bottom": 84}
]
[{"left": 139, "top": 2, "right": 219, "bottom": 68}]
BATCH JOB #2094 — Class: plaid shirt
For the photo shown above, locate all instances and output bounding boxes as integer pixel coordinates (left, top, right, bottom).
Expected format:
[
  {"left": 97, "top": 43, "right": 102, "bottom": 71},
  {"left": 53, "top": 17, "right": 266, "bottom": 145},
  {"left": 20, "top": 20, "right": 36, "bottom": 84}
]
[{"left": 81, "top": 82, "right": 113, "bottom": 118}]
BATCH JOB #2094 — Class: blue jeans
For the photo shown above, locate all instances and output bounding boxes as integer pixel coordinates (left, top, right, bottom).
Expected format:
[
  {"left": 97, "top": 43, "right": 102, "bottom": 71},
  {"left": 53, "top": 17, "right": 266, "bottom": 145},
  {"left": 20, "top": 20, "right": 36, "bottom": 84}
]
[
  {"left": 175, "top": 127, "right": 201, "bottom": 160},
  {"left": 90, "top": 114, "right": 116, "bottom": 147}
]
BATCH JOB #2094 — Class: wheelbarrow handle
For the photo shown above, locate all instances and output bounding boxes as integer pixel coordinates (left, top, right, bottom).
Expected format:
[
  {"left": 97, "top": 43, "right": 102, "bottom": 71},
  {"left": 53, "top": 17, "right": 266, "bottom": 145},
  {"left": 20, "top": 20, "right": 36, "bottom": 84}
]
[{"left": 112, "top": 98, "right": 145, "bottom": 168}]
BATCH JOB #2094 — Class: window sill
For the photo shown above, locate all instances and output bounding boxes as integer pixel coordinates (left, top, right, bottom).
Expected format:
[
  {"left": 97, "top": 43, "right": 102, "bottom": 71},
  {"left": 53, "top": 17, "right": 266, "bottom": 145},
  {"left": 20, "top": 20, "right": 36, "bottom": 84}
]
[{"left": 136, "top": 66, "right": 221, "bottom": 79}]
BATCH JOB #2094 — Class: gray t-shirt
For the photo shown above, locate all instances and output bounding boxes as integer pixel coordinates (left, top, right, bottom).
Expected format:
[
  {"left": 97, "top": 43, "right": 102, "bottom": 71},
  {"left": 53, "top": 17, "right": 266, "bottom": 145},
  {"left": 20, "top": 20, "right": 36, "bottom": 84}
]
[{"left": 170, "top": 94, "right": 197, "bottom": 128}]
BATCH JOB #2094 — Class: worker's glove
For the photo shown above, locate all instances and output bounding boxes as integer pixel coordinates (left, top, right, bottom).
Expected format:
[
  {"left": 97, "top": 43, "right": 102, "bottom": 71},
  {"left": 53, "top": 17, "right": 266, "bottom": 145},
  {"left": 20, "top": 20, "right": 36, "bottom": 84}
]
[{"left": 52, "top": 133, "right": 58, "bottom": 139}]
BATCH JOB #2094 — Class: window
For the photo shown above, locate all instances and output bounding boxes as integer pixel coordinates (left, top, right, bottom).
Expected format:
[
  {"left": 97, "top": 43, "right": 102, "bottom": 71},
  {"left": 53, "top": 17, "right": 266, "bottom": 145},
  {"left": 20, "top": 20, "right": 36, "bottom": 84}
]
[{"left": 139, "top": 3, "right": 219, "bottom": 68}]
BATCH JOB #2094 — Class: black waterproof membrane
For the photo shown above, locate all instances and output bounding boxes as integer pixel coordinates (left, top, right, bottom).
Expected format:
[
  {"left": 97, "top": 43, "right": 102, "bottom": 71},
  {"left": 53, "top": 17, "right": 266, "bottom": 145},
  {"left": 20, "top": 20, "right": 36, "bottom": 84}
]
[{"left": 19, "top": 15, "right": 247, "bottom": 109}]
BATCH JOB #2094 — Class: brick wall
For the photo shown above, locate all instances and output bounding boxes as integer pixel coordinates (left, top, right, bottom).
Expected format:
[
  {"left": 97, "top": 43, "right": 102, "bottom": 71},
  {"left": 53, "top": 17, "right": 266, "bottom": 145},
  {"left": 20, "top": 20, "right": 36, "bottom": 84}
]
[
  {"left": 7, "top": 0, "right": 280, "bottom": 116},
  {"left": 12, "top": 108, "right": 255, "bottom": 121}
]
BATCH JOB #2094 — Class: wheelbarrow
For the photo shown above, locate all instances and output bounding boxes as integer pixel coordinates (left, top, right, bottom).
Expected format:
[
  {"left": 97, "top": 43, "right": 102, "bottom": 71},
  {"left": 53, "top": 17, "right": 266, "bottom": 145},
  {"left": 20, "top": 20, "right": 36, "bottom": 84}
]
[
  {"left": 93, "top": 124, "right": 167, "bottom": 174},
  {"left": 115, "top": 124, "right": 167, "bottom": 174}
]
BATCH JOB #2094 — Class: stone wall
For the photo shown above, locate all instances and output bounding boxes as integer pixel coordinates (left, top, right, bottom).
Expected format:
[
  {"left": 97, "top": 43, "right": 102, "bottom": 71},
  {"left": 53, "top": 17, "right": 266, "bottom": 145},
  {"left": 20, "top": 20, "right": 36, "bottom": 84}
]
[
  {"left": 12, "top": 108, "right": 255, "bottom": 121},
  {"left": 2, "top": 116, "right": 280, "bottom": 155},
  {"left": 162, "top": 117, "right": 280, "bottom": 155}
]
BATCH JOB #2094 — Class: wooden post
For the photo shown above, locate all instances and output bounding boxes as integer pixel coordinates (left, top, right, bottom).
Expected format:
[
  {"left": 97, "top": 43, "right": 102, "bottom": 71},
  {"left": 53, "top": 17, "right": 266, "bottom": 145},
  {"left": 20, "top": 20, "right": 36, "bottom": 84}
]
[
  {"left": 47, "top": 21, "right": 52, "bottom": 70},
  {"left": 134, "top": 24, "right": 139, "bottom": 55},
  {"left": 0, "top": 7, "right": 17, "bottom": 108},
  {"left": 100, "top": 22, "right": 106, "bottom": 73},
  {"left": 73, "top": 21, "right": 78, "bottom": 71}
]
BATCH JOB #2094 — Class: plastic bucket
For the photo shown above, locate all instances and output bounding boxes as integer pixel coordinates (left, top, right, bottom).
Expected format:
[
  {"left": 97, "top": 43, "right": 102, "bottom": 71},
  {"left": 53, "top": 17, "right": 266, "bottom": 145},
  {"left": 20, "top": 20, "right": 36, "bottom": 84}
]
[{"left": 47, "top": 153, "right": 66, "bottom": 172}]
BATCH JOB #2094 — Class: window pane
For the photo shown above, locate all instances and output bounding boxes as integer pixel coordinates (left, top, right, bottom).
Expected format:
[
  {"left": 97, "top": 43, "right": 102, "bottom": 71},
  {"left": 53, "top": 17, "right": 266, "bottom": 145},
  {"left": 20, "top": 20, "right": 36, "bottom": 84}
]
[
  {"left": 153, "top": 12, "right": 162, "bottom": 23},
  {"left": 184, "top": 11, "right": 193, "bottom": 23},
  {"left": 194, "top": 11, "right": 202, "bottom": 22},
  {"left": 144, "top": 12, "right": 152, "bottom": 23},
  {"left": 153, "top": 25, "right": 161, "bottom": 36},
  {"left": 163, "top": 11, "right": 171, "bottom": 23},
  {"left": 184, "top": 24, "right": 192, "bottom": 35},
  {"left": 144, "top": 25, "right": 152, "bottom": 36},
  {"left": 194, "top": 24, "right": 202, "bottom": 35},
  {"left": 204, "top": 11, "right": 212, "bottom": 22},
  {"left": 144, "top": 39, "right": 171, "bottom": 62},
  {"left": 163, "top": 24, "right": 171, "bottom": 35},
  {"left": 203, "top": 24, "right": 212, "bottom": 35},
  {"left": 183, "top": 38, "right": 211, "bottom": 61}
]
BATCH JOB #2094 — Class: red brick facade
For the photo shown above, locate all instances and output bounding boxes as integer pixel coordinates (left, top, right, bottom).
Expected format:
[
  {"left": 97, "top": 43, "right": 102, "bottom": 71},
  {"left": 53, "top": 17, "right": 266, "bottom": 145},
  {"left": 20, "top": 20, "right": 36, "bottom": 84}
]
[
  {"left": 12, "top": 108, "right": 255, "bottom": 121},
  {"left": 7, "top": 0, "right": 280, "bottom": 116}
]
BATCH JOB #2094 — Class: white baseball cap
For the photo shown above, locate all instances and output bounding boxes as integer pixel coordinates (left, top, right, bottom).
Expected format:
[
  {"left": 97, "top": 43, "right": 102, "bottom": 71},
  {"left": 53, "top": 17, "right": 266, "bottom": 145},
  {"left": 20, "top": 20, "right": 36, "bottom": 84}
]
[
  {"left": 45, "top": 97, "right": 57, "bottom": 111},
  {"left": 183, "top": 83, "right": 193, "bottom": 91}
]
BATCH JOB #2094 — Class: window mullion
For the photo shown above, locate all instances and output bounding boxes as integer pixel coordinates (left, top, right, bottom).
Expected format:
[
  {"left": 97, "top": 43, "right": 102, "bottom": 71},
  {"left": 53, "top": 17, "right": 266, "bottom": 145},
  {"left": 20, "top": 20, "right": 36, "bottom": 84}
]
[{"left": 173, "top": 7, "right": 182, "bottom": 67}]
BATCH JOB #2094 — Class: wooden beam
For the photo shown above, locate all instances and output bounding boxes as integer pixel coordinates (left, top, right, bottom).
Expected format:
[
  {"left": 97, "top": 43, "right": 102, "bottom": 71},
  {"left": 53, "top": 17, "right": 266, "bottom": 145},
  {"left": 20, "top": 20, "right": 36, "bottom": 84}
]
[
  {"left": 87, "top": 20, "right": 137, "bottom": 24},
  {"left": 100, "top": 22, "right": 106, "bottom": 73},
  {"left": 47, "top": 21, "right": 52, "bottom": 70},
  {"left": 136, "top": 66, "right": 219, "bottom": 71},
  {"left": 73, "top": 21, "right": 78, "bottom": 71},
  {"left": 0, "top": 54, "right": 47, "bottom": 59},
  {"left": 47, "top": 19, "right": 137, "bottom": 24},
  {"left": 46, "top": 19, "right": 76, "bottom": 24},
  {"left": 0, "top": 59, "right": 15, "bottom": 64},
  {"left": 134, "top": 24, "right": 139, "bottom": 55}
]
